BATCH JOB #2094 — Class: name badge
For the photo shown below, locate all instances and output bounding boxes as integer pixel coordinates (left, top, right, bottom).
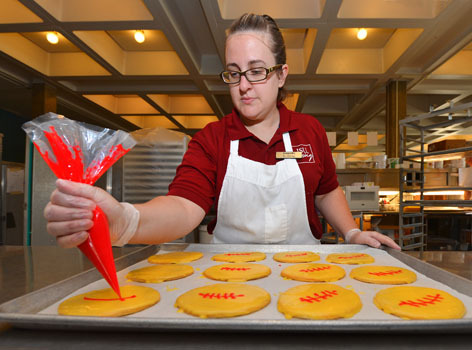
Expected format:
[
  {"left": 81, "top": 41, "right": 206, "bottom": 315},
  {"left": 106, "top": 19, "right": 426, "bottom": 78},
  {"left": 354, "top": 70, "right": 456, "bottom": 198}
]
[{"left": 276, "top": 151, "right": 303, "bottom": 159}]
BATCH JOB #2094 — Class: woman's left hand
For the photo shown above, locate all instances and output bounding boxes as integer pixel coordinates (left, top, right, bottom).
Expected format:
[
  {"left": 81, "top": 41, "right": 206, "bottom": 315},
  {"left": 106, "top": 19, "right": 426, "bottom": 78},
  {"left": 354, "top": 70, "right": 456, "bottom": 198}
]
[{"left": 348, "top": 230, "right": 401, "bottom": 250}]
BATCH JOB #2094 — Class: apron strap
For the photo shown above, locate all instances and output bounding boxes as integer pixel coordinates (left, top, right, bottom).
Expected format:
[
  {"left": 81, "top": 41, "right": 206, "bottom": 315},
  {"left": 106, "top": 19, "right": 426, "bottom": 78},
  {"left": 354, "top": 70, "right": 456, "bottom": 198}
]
[
  {"left": 230, "top": 140, "right": 239, "bottom": 155},
  {"left": 282, "top": 132, "right": 293, "bottom": 152}
]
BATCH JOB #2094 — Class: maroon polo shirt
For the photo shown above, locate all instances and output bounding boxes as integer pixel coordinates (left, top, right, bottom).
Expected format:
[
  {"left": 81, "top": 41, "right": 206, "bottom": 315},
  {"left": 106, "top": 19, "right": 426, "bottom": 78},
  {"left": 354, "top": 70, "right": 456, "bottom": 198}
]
[{"left": 167, "top": 103, "right": 339, "bottom": 239}]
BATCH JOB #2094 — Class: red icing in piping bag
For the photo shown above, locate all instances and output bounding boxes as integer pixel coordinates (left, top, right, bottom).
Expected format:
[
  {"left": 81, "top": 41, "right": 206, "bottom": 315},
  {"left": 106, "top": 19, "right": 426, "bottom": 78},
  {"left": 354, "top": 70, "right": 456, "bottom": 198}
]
[{"left": 34, "top": 126, "right": 131, "bottom": 299}]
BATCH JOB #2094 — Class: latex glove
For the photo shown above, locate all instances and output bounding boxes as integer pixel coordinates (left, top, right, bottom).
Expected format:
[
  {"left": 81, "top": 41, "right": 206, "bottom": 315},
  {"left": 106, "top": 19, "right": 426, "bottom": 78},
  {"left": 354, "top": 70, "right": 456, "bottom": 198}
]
[
  {"left": 44, "top": 179, "right": 139, "bottom": 248},
  {"left": 345, "top": 228, "right": 401, "bottom": 250}
]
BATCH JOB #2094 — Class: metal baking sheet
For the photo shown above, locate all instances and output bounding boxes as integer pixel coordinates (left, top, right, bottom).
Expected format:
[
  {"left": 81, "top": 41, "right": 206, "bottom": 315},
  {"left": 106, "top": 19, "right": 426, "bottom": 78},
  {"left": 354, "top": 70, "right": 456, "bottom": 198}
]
[{"left": 1, "top": 243, "right": 472, "bottom": 333}]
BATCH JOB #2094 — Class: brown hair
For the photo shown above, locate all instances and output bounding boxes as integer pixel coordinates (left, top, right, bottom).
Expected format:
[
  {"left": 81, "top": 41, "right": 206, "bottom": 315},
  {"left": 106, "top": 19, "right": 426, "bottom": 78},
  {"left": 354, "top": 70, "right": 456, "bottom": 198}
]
[{"left": 227, "top": 13, "right": 287, "bottom": 102}]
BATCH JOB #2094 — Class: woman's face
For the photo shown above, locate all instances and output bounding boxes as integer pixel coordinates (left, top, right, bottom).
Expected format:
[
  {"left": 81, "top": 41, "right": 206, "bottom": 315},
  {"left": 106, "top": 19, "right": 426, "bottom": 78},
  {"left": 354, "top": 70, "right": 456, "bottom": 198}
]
[{"left": 225, "top": 31, "right": 288, "bottom": 124}]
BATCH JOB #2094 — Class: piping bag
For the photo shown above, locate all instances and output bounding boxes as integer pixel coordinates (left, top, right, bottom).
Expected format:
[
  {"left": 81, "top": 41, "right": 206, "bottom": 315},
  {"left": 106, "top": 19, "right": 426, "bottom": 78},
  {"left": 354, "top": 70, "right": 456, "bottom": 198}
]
[{"left": 22, "top": 113, "right": 136, "bottom": 299}]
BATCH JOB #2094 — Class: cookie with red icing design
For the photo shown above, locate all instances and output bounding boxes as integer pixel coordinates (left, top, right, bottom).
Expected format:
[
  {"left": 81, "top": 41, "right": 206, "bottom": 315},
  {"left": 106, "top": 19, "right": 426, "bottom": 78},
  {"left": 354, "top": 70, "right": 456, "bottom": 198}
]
[
  {"left": 212, "top": 252, "right": 266, "bottom": 263},
  {"left": 175, "top": 283, "right": 270, "bottom": 318},
  {"left": 204, "top": 263, "right": 271, "bottom": 282},
  {"left": 326, "top": 252, "right": 374, "bottom": 265},
  {"left": 278, "top": 283, "right": 362, "bottom": 320},
  {"left": 281, "top": 263, "right": 345, "bottom": 282},
  {"left": 273, "top": 251, "right": 320, "bottom": 263},
  {"left": 58, "top": 285, "right": 160, "bottom": 317},
  {"left": 350, "top": 265, "right": 416, "bottom": 284},
  {"left": 374, "top": 286, "right": 466, "bottom": 319}
]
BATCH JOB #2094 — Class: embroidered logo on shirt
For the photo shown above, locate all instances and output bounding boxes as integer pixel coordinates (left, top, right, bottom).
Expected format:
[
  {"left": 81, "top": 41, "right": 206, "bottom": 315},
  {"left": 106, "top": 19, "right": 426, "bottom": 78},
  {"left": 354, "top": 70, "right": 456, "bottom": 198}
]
[{"left": 293, "top": 144, "right": 315, "bottom": 164}]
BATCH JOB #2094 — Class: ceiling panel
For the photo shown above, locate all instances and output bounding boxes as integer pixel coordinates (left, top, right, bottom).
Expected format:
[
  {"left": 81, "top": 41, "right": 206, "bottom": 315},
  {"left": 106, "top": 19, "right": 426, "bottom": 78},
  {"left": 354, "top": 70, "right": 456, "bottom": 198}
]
[
  {"left": 21, "top": 32, "right": 81, "bottom": 52},
  {"left": 33, "top": 0, "right": 154, "bottom": 22},
  {"left": 337, "top": 0, "right": 452, "bottom": 19},
  {"left": 0, "top": 0, "right": 42, "bottom": 23},
  {"left": 107, "top": 30, "right": 174, "bottom": 52}
]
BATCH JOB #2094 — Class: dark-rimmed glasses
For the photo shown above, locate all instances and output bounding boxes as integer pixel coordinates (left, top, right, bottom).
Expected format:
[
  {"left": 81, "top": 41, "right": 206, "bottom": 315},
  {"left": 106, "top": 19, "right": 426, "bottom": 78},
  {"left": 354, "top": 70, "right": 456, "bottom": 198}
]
[{"left": 220, "top": 64, "right": 283, "bottom": 84}]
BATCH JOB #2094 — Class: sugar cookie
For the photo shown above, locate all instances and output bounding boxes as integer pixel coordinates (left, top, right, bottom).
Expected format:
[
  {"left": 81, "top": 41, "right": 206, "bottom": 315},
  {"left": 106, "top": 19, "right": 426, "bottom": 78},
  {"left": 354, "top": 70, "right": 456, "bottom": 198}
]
[
  {"left": 148, "top": 251, "right": 203, "bottom": 264},
  {"left": 326, "top": 252, "right": 374, "bottom": 265},
  {"left": 212, "top": 252, "right": 266, "bottom": 263},
  {"left": 58, "top": 285, "right": 160, "bottom": 317},
  {"left": 273, "top": 251, "right": 320, "bottom": 263},
  {"left": 126, "top": 264, "right": 194, "bottom": 283},
  {"left": 204, "top": 263, "right": 271, "bottom": 282},
  {"left": 278, "top": 283, "right": 362, "bottom": 320},
  {"left": 350, "top": 265, "right": 416, "bottom": 284},
  {"left": 281, "top": 263, "right": 345, "bottom": 282},
  {"left": 175, "top": 283, "right": 270, "bottom": 318},
  {"left": 374, "top": 286, "right": 466, "bottom": 320}
]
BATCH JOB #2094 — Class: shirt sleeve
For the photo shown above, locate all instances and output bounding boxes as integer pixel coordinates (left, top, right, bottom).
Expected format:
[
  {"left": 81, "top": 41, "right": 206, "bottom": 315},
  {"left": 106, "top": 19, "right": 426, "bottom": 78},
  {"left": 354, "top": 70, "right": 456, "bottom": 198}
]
[
  {"left": 167, "top": 125, "right": 218, "bottom": 213},
  {"left": 314, "top": 120, "right": 339, "bottom": 195}
]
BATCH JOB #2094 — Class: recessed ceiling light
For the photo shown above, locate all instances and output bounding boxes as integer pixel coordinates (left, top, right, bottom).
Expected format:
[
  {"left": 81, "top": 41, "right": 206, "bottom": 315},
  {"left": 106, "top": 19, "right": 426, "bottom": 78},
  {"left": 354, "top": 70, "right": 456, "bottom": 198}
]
[
  {"left": 134, "top": 30, "right": 145, "bottom": 43},
  {"left": 357, "top": 28, "right": 367, "bottom": 40},
  {"left": 46, "top": 32, "right": 59, "bottom": 44}
]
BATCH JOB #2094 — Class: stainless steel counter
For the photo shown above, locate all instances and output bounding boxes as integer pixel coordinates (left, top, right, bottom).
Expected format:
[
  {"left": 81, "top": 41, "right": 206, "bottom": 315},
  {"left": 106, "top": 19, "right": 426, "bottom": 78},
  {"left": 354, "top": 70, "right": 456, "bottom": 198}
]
[
  {"left": 404, "top": 251, "right": 472, "bottom": 281},
  {"left": 1, "top": 245, "right": 472, "bottom": 349},
  {"left": 0, "top": 245, "right": 146, "bottom": 304}
]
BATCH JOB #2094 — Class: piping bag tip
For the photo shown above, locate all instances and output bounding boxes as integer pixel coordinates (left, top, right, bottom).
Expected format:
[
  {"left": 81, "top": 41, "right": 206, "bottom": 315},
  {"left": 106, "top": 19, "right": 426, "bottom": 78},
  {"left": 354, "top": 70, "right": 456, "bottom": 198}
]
[{"left": 78, "top": 206, "right": 122, "bottom": 299}]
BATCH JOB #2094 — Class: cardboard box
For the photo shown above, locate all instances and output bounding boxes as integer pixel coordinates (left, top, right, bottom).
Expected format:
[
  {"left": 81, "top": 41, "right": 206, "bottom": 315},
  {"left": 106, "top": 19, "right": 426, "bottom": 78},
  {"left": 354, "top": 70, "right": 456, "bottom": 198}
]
[{"left": 428, "top": 139, "right": 466, "bottom": 152}]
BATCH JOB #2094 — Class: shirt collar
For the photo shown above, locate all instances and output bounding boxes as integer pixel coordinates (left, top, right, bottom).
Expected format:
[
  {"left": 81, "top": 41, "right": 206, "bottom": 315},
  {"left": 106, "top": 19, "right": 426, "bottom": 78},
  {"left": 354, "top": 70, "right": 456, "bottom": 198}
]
[{"left": 227, "top": 102, "right": 298, "bottom": 141}]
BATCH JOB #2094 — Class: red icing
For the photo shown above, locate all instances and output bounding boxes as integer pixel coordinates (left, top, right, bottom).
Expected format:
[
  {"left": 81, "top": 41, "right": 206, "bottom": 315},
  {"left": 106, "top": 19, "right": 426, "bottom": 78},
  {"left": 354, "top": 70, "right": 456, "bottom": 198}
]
[
  {"left": 285, "top": 253, "right": 308, "bottom": 257},
  {"left": 368, "top": 269, "right": 403, "bottom": 276},
  {"left": 337, "top": 254, "right": 367, "bottom": 259},
  {"left": 84, "top": 294, "right": 136, "bottom": 301},
  {"left": 299, "top": 290, "right": 338, "bottom": 303},
  {"left": 399, "top": 294, "right": 444, "bottom": 307},
  {"left": 224, "top": 253, "right": 252, "bottom": 256},
  {"left": 220, "top": 267, "right": 251, "bottom": 271},
  {"left": 34, "top": 126, "right": 132, "bottom": 299},
  {"left": 299, "top": 266, "right": 331, "bottom": 273},
  {"left": 198, "top": 293, "right": 245, "bottom": 300}
]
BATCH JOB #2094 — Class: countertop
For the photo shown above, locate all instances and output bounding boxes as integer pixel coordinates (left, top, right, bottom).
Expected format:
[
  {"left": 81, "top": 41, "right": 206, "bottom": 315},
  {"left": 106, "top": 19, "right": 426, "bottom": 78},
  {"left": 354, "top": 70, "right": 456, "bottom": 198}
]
[{"left": 1, "top": 245, "right": 471, "bottom": 349}]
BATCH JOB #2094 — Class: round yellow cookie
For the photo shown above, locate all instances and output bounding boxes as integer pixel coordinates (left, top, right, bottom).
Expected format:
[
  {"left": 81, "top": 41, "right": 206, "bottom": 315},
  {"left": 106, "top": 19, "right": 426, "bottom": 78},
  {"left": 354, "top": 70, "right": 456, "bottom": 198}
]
[
  {"left": 58, "top": 285, "right": 160, "bottom": 317},
  {"left": 278, "top": 283, "right": 362, "bottom": 320},
  {"left": 273, "top": 251, "right": 320, "bottom": 263},
  {"left": 281, "top": 263, "right": 345, "bottom": 282},
  {"left": 374, "top": 286, "right": 466, "bottom": 320},
  {"left": 175, "top": 283, "right": 270, "bottom": 318},
  {"left": 203, "top": 263, "right": 271, "bottom": 282},
  {"left": 350, "top": 265, "right": 416, "bottom": 285},
  {"left": 126, "top": 264, "right": 194, "bottom": 283},
  {"left": 212, "top": 252, "right": 266, "bottom": 263},
  {"left": 148, "top": 251, "right": 203, "bottom": 264},
  {"left": 326, "top": 252, "right": 375, "bottom": 265}
]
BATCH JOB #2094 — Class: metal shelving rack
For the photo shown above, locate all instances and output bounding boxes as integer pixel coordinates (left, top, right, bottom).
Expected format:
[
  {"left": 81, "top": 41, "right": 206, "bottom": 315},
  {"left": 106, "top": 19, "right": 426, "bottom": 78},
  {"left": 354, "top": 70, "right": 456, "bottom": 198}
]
[{"left": 399, "top": 101, "right": 472, "bottom": 251}]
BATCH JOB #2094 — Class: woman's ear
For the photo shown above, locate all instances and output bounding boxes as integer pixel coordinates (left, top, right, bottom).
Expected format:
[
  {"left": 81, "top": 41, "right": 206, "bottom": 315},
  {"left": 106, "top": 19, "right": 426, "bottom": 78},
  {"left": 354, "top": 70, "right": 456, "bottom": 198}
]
[{"left": 277, "top": 64, "right": 289, "bottom": 88}]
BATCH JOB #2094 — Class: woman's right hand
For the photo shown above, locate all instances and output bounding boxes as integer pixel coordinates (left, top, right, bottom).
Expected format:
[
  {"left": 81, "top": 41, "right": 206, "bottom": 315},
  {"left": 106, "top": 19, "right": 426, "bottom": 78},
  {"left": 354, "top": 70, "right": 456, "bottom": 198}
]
[{"left": 44, "top": 179, "right": 124, "bottom": 248}]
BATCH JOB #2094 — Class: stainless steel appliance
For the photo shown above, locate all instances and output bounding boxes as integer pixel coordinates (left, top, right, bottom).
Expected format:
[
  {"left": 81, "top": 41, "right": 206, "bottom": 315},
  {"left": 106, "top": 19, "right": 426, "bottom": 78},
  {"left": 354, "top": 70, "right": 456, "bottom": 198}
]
[{"left": 344, "top": 184, "right": 379, "bottom": 211}]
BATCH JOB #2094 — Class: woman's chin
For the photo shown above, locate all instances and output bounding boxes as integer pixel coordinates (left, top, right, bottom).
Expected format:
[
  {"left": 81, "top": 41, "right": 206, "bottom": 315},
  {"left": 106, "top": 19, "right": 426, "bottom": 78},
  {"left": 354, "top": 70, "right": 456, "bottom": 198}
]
[{"left": 237, "top": 105, "right": 260, "bottom": 120}]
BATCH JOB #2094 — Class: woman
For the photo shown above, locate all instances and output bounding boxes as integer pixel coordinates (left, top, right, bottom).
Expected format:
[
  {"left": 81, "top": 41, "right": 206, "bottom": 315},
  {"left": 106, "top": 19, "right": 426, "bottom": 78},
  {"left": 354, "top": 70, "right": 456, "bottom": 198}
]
[{"left": 45, "top": 14, "right": 400, "bottom": 250}]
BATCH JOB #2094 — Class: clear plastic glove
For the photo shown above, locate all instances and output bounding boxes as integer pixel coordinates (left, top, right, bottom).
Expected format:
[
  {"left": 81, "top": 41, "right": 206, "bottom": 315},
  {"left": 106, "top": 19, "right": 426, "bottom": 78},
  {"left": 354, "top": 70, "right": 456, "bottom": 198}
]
[
  {"left": 44, "top": 179, "right": 139, "bottom": 248},
  {"left": 345, "top": 228, "right": 401, "bottom": 250}
]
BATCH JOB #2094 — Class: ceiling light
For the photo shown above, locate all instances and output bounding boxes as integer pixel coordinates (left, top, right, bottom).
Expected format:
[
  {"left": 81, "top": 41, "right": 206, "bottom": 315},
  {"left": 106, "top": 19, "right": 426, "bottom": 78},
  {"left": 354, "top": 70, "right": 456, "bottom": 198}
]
[
  {"left": 46, "top": 32, "right": 59, "bottom": 44},
  {"left": 134, "top": 30, "right": 145, "bottom": 43},
  {"left": 357, "top": 28, "right": 367, "bottom": 40}
]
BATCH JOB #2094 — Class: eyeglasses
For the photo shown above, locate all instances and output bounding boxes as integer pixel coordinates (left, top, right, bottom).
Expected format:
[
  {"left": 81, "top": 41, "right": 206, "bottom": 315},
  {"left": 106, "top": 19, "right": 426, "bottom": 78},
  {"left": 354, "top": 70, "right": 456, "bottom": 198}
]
[{"left": 220, "top": 64, "right": 283, "bottom": 84}]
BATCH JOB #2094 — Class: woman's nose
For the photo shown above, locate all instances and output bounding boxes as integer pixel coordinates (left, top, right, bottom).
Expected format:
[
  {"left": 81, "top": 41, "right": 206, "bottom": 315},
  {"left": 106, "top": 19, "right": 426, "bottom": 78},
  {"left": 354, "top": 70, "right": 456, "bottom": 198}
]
[{"left": 238, "top": 74, "right": 252, "bottom": 91}]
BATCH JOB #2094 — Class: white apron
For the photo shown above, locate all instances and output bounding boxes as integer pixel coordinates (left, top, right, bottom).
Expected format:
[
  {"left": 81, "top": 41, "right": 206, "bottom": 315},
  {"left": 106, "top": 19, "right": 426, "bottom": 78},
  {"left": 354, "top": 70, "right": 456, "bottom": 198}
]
[{"left": 212, "top": 132, "right": 320, "bottom": 244}]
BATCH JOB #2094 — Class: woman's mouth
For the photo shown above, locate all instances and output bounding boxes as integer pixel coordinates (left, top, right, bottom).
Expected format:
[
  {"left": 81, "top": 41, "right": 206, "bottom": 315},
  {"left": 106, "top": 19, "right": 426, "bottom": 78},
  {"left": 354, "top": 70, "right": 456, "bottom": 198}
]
[{"left": 241, "top": 97, "right": 254, "bottom": 104}]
